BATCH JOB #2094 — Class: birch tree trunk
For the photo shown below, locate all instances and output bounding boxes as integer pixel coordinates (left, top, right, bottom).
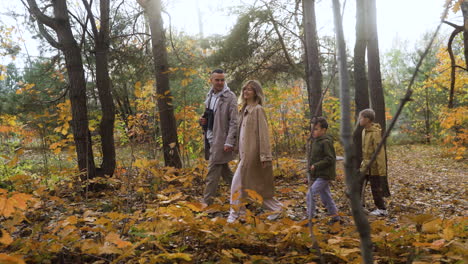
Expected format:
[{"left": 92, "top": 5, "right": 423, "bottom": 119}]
[{"left": 332, "top": 0, "right": 374, "bottom": 263}]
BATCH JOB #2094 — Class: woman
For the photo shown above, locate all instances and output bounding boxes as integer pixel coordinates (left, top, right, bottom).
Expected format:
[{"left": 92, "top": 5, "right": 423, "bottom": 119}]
[{"left": 227, "top": 80, "right": 282, "bottom": 223}]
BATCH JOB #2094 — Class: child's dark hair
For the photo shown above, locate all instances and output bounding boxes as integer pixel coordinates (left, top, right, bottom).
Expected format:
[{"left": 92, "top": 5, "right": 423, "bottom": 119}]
[
  {"left": 313, "top": 117, "right": 328, "bottom": 129},
  {"left": 359, "top": 108, "right": 375, "bottom": 121}
]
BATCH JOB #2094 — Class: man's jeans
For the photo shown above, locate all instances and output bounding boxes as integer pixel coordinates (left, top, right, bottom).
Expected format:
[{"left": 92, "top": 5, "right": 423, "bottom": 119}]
[
  {"left": 306, "top": 178, "right": 338, "bottom": 218},
  {"left": 203, "top": 162, "right": 233, "bottom": 205}
]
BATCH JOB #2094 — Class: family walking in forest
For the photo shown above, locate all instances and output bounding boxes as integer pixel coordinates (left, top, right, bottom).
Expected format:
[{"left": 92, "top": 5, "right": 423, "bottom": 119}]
[{"left": 200, "top": 69, "right": 390, "bottom": 223}]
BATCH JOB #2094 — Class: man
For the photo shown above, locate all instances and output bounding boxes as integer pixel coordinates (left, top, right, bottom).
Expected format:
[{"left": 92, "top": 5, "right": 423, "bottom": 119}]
[{"left": 200, "top": 69, "right": 238, "bottom": 205}]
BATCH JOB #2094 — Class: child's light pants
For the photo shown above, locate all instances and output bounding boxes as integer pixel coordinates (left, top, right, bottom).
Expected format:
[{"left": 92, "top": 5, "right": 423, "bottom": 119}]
[{"left": 306, "top": 178, "right": 338, "bottom": 218}]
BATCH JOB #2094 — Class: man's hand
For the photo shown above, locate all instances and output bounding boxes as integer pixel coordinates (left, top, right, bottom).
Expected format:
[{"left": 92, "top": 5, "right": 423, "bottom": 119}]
[
  {"left": 199, "top": 117, "right": 207, "bottom": 125},
  {"left": 224, "top": 145, "right": 233, "bottom": 152},
  {"left": 310, "top": 165, "right": 315, "bottom": 171}
]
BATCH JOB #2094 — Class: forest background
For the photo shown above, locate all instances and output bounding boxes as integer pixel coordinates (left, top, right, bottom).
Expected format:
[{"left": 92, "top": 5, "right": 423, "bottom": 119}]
[{"left": 0, "top": 0, "right": 466, "bottom": 263}]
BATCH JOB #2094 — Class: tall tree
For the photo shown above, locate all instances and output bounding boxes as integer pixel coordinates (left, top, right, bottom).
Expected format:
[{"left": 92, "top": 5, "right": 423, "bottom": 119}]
[
  {"left": 303, "top": 0, "right": 323, "bottom": 118},
  {"left": 24, "top": 0, "right": 96, "bottom": 178},
  {"left": 331, "top": 0, "right": 373, "bottom": 263},
  {"left": 462, "top": 1, "right": 468, "bottom": 66},
  {"left": 137, "top": 0, "right": 182, "bottom": 168},
  {"left": 353, "top": 0, "right": 370, "bottom": 168},
  {"left": 82, "top": 0, "right": 116, "bottom": 176},
  {"left": 365, "top": 0, "right": 386, "bottom": 132}
]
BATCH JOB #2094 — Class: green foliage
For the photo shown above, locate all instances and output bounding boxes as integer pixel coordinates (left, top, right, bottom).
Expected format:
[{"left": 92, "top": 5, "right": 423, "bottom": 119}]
[{"left": 382, "top": 33, "right": 467, "bottom": 151}]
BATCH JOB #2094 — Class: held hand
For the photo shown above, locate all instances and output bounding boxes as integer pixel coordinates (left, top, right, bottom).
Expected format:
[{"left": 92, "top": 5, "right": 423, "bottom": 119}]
[
  {"left": 224, "top": 145, "right": 234, "bottom": 152},
  {"left": 310, "top": 165, "right": 315, "bottom": 171},
  {"left": 200, "top": 117, "right": 207, "bottom": 125},
  {"left": 262, "top": 161, "right": 271, "bottom": 168}
]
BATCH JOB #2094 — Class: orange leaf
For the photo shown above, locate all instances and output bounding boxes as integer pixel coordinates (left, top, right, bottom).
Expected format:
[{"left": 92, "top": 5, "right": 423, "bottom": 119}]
[
  {"left": 98, "top": 244, "right": 121, "bottom": 255},
  {"left": 182, "top": 202, "right": 203, "bottom": 212},
  {"left": 278, "top": 187, "right": 293, "bottom": 194},
  {"left": 0, "top": 254, "right": 25, "bottom": 264},
  {"left": 63, "top": 215, "right": 78, "bottom": 226},
  {"left": 429, "top": 239, "right": 445, "bottom": 250},
  {"left": 442, "top": 227, "right": 455, "bottom": 241},
  {"left": 105, "top": 232, "right": 132, "bottom": 248},
  {"left": 9, "top": 193, "right": 33, "bottom": 210},
  {"left": 245, "top": 189, "right": 263, "bottom": 204},
  {"left": 0, "top": 230, "right": 13, "bottom": 245},
  {"left": 0, "top": 196, "right": 16, "bottom": 217},
  {"left": 80, "top": 240, "right": 100, "bottom": 254}
]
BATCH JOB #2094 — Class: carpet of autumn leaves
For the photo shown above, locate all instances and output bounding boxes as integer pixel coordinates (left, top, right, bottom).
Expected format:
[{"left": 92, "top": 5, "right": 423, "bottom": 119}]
[{"left": 0, "top": 144, "right": 466, "bottom": 264}]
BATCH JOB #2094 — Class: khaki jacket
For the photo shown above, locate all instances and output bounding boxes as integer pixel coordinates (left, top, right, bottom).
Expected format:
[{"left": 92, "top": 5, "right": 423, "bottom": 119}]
[
  {"left": 204, "top": 87, "right": 238, "bottom": 164},
  {"left": 237, "top": 104, "right": 275, "bottom": 199},
  {"left": 360, "top": 123, "right": 387, "bottom": 176}
]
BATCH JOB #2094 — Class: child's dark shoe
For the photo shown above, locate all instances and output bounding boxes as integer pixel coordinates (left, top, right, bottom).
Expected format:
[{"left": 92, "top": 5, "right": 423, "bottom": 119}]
[{"left": 327, "top": 216, "right": 343, "bottom": 225}]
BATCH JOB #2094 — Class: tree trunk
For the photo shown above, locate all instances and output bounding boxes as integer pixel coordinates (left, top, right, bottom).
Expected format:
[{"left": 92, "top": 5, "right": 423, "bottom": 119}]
[
  {"left": 54, "top": 1, "right": 96, "bottom": 178},
  {"left": 138, "top": 0, "right": 182, "bottom": 168},
  {"left": 303, "top": 0, "right": 323, "bottom": 118},
  {"left": 446, "top": 26, "right": 463, "bottom": 108},
  {"left": 331, "top": 1, "right": 374, "bottom": 263},
  {"left": 462, "top": 2, "right": 468, "bottom": 66},
  {"left": 424, "top": 87, "right": 431, "bottom": 143},
  {"left": 83, "top": 0, "right": 116, "bottom": 176},
  {"left": 353, "top": 0, "right": 370, "bottom": 169},
  {"left": 26, "top": 0, "right": 96, "bottom": 178},
  {"left": 365, "top": 0, "right": 386, "bottom": 132}
]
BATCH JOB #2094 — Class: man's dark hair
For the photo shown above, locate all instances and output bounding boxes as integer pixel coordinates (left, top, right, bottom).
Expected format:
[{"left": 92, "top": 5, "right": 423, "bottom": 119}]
[
  {"left": 313, "top": 117, "right": 329, "bottom": 129},
  {"left": 211, "top": 69, "right": 224, "bottom": 74}
]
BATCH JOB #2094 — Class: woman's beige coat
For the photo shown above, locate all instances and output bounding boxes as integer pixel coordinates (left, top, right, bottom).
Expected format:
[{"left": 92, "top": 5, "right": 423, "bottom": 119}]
[{"left": 236, "top": 104, "right": 275, "bottom": 199}]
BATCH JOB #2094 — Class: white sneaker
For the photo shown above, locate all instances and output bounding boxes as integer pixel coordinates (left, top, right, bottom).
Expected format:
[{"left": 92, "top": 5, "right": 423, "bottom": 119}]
[
  {"left": 227, "top": 214, "right": 238, "bottom": 223},
  {"left": 267, "top": 212, "right": 281, "bottom": 221},
  {"left": 362, "top": 207, "right": 369, "bottom": 214},
  {"left": 369, "top": 209, "right": 388, "bottom": 216}
]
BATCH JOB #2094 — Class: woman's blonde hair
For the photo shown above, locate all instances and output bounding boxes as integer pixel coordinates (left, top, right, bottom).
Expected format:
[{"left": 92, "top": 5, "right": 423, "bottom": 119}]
[{"left": 239, "top": 80, "right": 265, "bottom": 108}]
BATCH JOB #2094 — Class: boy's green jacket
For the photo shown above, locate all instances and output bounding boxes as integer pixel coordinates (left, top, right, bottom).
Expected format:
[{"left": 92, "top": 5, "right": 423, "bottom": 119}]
[{"left": 310, "top": 134, "right": 336, "bottom": 180}]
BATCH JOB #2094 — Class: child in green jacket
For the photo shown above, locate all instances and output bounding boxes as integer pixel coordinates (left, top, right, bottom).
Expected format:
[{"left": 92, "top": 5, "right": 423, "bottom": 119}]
[{"left": 307, "top": 117, "right": 341, "bottom": 224}]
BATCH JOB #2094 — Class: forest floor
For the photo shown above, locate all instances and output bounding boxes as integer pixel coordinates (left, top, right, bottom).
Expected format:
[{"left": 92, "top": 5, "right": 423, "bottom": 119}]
[{"left": 1, "top": 144, "right": 466, "bottom": 263}]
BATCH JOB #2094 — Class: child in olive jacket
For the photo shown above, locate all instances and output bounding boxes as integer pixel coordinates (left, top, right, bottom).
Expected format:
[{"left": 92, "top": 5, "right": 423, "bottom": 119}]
[
  {"left": 306, "top": 117, "right": 340, "bottom": 223},
  {"left": 359, "top": 108, "right": 390, "bottom": 216}
]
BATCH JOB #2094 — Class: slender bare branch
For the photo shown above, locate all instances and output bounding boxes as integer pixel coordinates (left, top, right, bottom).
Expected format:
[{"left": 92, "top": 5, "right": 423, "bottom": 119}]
[
  {"left": 443, "top": 20, "right": 462, "bottom": 29},
  {"left": 447, "top": 26, "right": 463, "bottom": 108},
  {"left": 161, "top": 10, "right": 185, "bottom": 64},
  {"left": 36, "top": 20, "right": 61, "bottom": 49},
  {"left": 82, "top": 0, "right": 99, "bottom": 38},
  {"left": 23, "top": 0, "right": 58, "bottom": 29}
]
